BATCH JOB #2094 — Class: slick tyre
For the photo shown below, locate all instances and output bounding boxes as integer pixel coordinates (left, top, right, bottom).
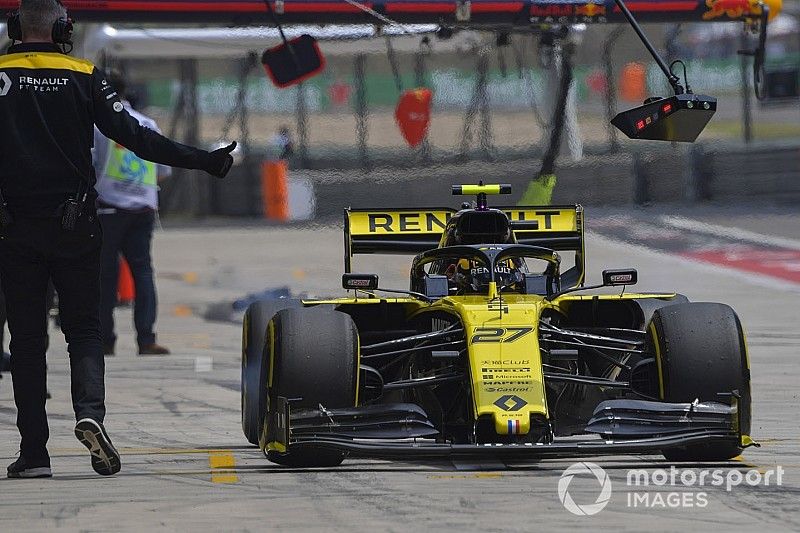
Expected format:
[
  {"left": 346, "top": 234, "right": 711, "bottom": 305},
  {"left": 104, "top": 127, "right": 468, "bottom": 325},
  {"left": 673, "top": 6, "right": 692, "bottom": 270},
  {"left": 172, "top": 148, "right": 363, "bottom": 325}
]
[
  {"left": 647, "top": 302, "right": 751, "bottom": 462},
  {"left": 241, "top": 300, "right": 300, "bottom": 446},
  {"left": 265, "top": 307, "right": 358, "bottom": 467}
]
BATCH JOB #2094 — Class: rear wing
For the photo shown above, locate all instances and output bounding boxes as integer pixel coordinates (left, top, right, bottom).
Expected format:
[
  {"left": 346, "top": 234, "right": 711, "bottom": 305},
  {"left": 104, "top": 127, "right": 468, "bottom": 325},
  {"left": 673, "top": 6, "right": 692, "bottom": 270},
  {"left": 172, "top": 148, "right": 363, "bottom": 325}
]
[
  {"left": 343, "top": 205, "right": 585, "bottom": 288},
  {"left": 511, "top": 205, "right": 585, "bottom": 288}
]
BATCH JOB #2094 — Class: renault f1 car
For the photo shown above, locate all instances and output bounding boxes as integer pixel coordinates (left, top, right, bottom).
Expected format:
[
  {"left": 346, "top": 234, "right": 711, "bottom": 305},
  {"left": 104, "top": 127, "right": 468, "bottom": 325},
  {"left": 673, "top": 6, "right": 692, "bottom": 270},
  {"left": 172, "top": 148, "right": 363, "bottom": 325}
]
[{"left": 241, "top": 184, "right": 753, "bottom": 467}]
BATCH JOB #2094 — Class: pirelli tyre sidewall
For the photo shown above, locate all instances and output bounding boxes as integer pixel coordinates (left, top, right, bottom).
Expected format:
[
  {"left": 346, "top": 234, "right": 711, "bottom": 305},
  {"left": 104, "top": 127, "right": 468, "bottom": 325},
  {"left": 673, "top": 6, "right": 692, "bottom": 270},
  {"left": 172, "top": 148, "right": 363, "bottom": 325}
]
[
  {"left": 265, "top": 307, "right": 359, "bottom": 467},
  {"left": 647, "top": 302, "right": 751, "bottom": 461},
  {"left": 241, "top": 300, "right": 300, "bottom": 446}
]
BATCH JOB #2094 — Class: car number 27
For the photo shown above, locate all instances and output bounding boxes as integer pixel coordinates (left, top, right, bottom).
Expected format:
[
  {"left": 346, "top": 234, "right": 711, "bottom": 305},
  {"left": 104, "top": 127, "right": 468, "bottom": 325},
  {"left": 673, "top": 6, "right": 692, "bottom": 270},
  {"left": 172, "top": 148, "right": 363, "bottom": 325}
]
[{"left": 471, "top": 327, "right": 533, "bottom": 344}]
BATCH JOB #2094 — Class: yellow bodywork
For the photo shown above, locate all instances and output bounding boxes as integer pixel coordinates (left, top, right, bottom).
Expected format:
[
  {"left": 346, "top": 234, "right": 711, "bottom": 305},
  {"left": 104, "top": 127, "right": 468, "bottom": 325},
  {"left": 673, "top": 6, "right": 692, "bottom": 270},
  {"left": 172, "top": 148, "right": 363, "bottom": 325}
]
[
  {"left": 254, "top": 189, "right": 750, "bottom": 456},
  {"left": 346, "top": 207, "right": 579, "bottom": 237},
  {"left": 331, "top": 201, "right": 674, "bottom": 437},
  {"left": 309, "top": 291, "right": 676, "bottom": 437},
  {"left": 439, "top": 294, "right": 549, "bottom": 436}
]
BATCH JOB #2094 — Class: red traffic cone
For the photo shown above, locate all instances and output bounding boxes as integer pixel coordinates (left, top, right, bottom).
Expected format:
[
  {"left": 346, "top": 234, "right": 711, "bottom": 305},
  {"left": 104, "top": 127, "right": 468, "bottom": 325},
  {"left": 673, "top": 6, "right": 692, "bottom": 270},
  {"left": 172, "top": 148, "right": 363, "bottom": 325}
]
[{"left": 118, "top": 257, "right": 135, "bottom": 305}]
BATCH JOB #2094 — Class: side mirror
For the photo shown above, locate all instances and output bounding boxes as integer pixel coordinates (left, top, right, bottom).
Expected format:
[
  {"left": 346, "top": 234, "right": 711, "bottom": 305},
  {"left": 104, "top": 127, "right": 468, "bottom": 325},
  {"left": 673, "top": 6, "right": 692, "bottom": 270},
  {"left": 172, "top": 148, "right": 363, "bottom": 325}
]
[
  {"left": 262, "top": 34, "right": 326, "bottom": 88},
  {"left": 602, "top": 269, "right": 638, "bottom": 287},
  {"left": 343, "top": 274, "right": 379, "bottom": 291},
  {"left": 422, "top": 275, "right": 449, "bottom": 299},
  {"left": 547, "top": 268, "right": 637, "bottom": 301}
]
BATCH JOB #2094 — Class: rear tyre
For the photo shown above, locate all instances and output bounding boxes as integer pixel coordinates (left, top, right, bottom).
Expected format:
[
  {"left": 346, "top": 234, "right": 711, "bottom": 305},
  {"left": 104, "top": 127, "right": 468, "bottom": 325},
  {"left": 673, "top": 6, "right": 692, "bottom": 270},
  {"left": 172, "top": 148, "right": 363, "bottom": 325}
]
[
  {"left": 647, "top": 302, "right": 751, "bottom": 461},
  {"left": 241, "top": 300, "right": 300, "bottom": 446},
  {"left": 265, "top": 307, "right": 358, "bottom": 467}
]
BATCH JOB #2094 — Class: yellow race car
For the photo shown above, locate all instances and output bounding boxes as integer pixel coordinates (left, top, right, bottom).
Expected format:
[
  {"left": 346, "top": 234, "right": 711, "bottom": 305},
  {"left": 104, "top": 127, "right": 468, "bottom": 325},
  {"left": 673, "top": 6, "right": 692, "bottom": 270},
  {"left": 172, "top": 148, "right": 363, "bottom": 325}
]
[{"left": 241, "top": 184, "right": 753, "bottom": 467}]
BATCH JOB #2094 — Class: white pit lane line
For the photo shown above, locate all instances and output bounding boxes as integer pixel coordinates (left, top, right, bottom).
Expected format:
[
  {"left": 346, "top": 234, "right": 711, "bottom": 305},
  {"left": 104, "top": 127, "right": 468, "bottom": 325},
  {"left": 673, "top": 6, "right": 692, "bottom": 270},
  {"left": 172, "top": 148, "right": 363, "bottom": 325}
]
[
  {"left": 659, "top": 215, "right": 800, "bottom": 251},
  {"left": 585, "top": 232, "right": 800, "bottom": 293}
]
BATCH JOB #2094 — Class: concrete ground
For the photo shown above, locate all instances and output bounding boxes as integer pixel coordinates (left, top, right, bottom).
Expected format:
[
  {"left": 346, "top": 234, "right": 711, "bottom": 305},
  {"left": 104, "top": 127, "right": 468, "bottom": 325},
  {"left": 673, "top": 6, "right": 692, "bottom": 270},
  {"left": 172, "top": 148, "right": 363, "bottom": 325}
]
[{"left": 1, "top": 208, "right": 799, "bottom": 532}]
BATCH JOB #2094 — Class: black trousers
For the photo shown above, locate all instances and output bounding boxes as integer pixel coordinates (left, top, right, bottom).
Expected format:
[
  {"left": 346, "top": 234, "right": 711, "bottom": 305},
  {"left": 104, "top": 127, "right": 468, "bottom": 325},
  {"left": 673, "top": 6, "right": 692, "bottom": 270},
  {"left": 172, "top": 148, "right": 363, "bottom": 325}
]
[
  {"left": 99, "top": 210, "right": 157, "bottom": 348},
  {"left": 0, "top": 214, "right": 105, "bottom": 464},
  {"left": 0, "top": 277, "right": 5, "bottom": 351},
  {"left": 0, "top": 279, "right": 54, "bottom": 355}
]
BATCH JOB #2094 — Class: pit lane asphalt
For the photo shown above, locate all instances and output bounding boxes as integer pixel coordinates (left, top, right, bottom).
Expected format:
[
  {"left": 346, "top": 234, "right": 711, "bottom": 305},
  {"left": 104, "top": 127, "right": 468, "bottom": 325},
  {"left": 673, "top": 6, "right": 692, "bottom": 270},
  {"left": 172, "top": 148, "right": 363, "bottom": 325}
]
[{"left": 1, "top": 211, "right": 798, "bottom": 532}]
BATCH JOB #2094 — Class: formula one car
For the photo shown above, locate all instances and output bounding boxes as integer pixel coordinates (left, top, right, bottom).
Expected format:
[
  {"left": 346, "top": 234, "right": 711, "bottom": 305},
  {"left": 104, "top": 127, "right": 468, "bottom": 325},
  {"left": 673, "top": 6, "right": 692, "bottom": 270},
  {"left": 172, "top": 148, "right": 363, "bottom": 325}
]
[{"left": 241, "top": 184, "right": 754, "bottom": 466}]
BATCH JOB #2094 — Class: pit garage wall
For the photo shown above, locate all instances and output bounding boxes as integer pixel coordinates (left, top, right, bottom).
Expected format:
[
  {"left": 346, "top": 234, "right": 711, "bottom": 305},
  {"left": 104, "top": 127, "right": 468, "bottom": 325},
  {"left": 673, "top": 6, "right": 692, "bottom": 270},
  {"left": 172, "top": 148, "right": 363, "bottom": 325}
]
[{"left": 207, "top": 140, "right": 800, "bottom": 219}]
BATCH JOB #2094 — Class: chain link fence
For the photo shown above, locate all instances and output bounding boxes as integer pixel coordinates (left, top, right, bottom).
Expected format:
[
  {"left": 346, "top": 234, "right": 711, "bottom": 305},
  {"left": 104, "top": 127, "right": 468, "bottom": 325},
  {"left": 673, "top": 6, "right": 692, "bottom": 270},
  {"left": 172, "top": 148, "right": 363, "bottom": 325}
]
[{"left": 107, "top": 21, "right": 799, "bottom": 215}]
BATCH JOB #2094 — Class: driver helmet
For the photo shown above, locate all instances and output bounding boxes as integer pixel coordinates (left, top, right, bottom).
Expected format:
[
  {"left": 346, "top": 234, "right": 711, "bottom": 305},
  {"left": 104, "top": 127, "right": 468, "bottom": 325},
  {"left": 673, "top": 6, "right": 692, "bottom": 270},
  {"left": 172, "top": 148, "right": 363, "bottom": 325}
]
[
  {"left": 452, "top": 210, "right": 512, "bottom": 246},
  {"left": 448, "top": 257, "right": 523, "bottom": 292},
  {"left": 446, "top": 210, "right": 522, "bottom": 291}
]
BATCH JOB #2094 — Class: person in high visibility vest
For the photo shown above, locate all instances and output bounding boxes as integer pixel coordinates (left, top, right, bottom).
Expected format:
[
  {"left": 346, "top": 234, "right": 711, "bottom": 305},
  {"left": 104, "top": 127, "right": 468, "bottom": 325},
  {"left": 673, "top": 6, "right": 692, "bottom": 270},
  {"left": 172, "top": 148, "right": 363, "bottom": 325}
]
[{"left": 93, "top": 73, "right": 172, "bottom": 356}]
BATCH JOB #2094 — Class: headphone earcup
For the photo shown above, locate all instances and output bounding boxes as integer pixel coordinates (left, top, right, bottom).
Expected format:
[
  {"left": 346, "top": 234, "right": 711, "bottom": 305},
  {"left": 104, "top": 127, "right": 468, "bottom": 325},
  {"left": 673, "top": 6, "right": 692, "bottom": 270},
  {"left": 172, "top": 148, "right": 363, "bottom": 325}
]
[
  {"left": 7, "top": 13, "right": 22, "bottom": 41},
  {"left": 51, "top": 17, "right": 73, "bottom": 44}
]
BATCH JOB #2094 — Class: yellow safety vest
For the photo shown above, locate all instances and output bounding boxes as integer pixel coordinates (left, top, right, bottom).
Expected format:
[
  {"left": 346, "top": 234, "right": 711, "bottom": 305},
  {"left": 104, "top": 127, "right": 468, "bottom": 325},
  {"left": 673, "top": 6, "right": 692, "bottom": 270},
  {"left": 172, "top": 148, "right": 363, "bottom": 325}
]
[{"left": 104, "top": 142, "right": 157, "bottom": 187}]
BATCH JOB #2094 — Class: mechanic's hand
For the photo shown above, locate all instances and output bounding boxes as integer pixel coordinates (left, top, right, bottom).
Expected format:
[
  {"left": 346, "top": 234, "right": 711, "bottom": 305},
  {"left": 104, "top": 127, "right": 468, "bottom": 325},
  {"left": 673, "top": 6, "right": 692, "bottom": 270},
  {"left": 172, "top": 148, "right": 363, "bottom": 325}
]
[{"left": 205, "top": 141, "right": 237, "bottom": 179}]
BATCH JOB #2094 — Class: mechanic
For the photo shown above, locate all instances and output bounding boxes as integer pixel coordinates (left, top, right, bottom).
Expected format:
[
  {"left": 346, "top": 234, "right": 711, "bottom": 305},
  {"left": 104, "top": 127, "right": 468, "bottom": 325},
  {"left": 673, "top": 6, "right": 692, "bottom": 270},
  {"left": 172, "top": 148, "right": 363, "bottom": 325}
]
[
  {"left": 94, "top": 73, "right": 172, "bottom": 357},
  {"left": 0, "top": 0, "right": 236, "bottom": 479},
  {"left": 271, "top": 125, "right": 294, "bottom": 160}
]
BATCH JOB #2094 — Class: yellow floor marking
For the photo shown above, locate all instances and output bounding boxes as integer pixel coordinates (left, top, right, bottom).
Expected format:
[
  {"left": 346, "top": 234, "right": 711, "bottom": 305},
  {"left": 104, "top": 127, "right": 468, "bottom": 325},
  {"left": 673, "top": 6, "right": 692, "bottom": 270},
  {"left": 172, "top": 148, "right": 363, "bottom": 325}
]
[
  {"left": 428, "top": 473, "right": 504, "bottom": 479},
  {"left": 190, "top": 339, "right": 212, "bottom": 349},
  {"left": 732, "top": 455, "right": 761, "bottom": 469},
  {"left": 49, "top": 447, "right": 245, "bottom": 456},
  {"left": 158, "top": 333, "right": 211, "bottom": 340},
  {"left": 210, "top": 473, "right": 239, "bottom": 483},
  {"left": 208, "top": 454, "right": 235, "bottom": 469},
  {"left": 150, "top": 470, "right": 239, "bottom": 477},
  {"left": 172, "top": 305, "right": 193, "bottom": 317},
  {"left": 208, "top": 451, "right": 239, "bottom": 484}
]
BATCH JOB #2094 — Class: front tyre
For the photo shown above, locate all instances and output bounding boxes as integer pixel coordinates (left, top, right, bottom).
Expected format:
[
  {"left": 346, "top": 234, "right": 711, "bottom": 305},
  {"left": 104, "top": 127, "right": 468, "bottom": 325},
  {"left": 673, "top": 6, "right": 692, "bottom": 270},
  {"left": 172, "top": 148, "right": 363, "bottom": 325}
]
[
  {"left": 647, "top": 302, "right": 751, "bottom": 461},
  {"left": 241, "top": 300, "right": 300, "bottom": 446},
  {"left": 265, "top": 307, "right": 359, "bottom": 467}
]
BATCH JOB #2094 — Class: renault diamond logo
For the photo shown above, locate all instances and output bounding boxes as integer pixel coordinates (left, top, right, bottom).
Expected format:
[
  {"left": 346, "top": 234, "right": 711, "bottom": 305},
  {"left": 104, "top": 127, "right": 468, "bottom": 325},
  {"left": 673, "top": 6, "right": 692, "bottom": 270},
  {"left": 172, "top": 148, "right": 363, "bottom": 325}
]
[
  {"left": 493, "top": 394, "right": 527, "bottom": 412},
  {"left": 0, "top": 72, "right": 11, "bottom": 96}
]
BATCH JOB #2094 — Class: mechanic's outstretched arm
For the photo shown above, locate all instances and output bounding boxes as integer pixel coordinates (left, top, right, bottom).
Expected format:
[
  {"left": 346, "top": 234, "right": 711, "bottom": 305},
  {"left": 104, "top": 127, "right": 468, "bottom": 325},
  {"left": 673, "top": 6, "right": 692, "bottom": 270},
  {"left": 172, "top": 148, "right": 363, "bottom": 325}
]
[{"left": 91, "top": 68, "right": 235, "bottom": 179}]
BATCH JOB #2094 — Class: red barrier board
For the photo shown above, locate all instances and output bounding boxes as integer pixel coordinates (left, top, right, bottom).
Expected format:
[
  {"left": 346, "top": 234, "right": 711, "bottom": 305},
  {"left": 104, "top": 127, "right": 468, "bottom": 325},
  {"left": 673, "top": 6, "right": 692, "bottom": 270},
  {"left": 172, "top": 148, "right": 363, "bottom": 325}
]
[{"left": 0, "top": 0, "right": 777, "bottom": 24}]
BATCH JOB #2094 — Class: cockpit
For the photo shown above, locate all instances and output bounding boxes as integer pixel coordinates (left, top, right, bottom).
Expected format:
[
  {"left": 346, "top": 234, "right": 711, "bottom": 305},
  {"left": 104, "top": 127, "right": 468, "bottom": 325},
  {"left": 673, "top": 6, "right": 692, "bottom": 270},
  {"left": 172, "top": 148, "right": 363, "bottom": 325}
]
[{"left": 423, "top": 209, "right": 562, "bottom": 296}]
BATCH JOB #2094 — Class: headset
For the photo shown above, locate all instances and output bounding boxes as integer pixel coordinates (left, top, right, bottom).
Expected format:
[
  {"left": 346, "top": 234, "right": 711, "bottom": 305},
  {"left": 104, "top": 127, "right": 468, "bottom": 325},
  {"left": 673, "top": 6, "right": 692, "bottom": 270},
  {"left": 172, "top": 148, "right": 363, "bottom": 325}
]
[{"left": 6, "top": 5, "right": 74, "bottom": 45}]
